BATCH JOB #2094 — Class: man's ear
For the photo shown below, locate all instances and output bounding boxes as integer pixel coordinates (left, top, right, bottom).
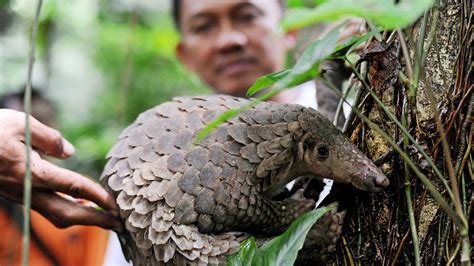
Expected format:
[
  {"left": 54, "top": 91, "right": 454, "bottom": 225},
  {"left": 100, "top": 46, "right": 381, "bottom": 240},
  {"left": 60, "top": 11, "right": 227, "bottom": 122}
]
[
  {"left": 175, "top": 42, "right": 194, "bottom": 71},
  {"left": 283, "top": 30, "right": 298, "bottom": 51}
]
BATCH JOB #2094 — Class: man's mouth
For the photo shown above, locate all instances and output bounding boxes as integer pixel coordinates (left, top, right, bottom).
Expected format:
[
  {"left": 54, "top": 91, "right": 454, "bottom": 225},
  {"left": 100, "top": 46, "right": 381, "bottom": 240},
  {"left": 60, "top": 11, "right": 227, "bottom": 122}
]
[{"left": 216, "top": 57, "right": 258, "bottom": 76}]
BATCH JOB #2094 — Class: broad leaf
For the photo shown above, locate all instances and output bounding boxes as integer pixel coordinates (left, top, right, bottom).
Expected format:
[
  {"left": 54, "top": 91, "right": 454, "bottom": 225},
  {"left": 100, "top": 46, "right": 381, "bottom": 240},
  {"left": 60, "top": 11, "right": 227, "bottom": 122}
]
[
  {"left": 251, "top": 207, "right": 331, "bottom": 266},
  {"left": 272, "top": 24, "right": 340, "bottom": 91},
  {"left": 329, "top": 27, "right": 380, "bottom": 59},
  {"left": 283, "top": 0, "right": 434, "bottom": 31},
  {"left": 246, "top": 69, "right": 290, "bottom": 97},
  {"left": 227, "top": 237, "right": 257, "bottom": 266}
]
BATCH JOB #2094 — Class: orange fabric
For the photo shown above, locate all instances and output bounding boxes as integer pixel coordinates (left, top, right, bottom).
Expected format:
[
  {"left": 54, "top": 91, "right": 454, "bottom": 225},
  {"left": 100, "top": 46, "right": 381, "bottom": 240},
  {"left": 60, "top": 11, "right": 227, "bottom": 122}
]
[{"left": 0, "top": 208, "right": 109, "bottom": 266}]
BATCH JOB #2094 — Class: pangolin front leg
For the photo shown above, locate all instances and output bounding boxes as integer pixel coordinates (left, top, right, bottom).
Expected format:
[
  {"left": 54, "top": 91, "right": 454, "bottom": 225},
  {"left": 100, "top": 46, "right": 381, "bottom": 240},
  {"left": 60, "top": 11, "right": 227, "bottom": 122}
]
[{"left": 239, "top": 189, "right": 316, "bottom": 235}]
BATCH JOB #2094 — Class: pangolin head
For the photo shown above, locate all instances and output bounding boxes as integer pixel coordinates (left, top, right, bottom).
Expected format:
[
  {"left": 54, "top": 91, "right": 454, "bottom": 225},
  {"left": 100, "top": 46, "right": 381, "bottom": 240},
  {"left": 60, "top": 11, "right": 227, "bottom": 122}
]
[{"left": 297, "top": 108, "right": 389, "bottom": 192}]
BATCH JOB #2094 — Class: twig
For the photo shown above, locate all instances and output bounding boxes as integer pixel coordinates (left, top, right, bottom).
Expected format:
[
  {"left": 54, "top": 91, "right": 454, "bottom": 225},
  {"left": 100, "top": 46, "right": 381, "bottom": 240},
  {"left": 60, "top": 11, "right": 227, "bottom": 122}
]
[
  {"left": 446, "top": 240, "right": 462, "bottom": 265},
  {"left": 22, "top": 0, "right": 43, "bottom": 265},
  {"left": 373, "top": 139, "right": 404, "bottom": 166},
  {"left": 432, "top": 85, "right": 473, "bottom": 152},
  {"left": 342, "top": 236, "right": 356, "bottom": 266},
  {"left": 334, "top": 78, "right": 354, "bottom": 126},
  {"left": 455, "top": 93, "right": 473, "bottom": 179},
  {"left": 390, "top": 230, "right": 410, "bottom": 266},
  {"left": 116, "top": 9, "right": 138, "bottom": 125},
  {"left": 396, "top": 29, "right": 414, "bottom": 81},
  {"left": 424, "top": 72, "right": 470, "bottom": 265},
  {"left": 342, "top": 62, "right": 367, "bottom": 135}
]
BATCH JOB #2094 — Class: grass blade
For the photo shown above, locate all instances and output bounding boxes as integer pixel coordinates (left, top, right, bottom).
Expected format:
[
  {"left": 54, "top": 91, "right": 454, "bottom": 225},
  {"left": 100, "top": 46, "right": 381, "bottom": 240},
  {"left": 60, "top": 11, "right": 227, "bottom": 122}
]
[{"left": 22, "top": 0, "right": 43, "bottom": 265}]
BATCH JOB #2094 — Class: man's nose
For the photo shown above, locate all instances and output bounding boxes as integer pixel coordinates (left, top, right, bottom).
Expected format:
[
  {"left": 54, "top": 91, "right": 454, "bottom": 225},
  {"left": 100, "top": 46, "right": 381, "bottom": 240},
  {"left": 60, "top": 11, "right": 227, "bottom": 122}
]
[{"left": 215, "top": 26, "right": 248, "bottom": 53}]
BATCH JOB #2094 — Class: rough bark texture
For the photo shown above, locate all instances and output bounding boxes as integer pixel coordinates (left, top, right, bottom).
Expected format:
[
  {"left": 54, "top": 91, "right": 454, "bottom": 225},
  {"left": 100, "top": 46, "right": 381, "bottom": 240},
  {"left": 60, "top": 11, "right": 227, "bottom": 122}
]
[{"left": 330, "top": 0, "right": 472, "bottom": 264}]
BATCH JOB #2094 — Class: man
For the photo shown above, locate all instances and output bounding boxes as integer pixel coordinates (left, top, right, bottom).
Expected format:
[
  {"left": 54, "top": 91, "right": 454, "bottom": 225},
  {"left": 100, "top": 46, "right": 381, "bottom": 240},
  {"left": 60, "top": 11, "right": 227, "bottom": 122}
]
[{"left": 174, "top": 0, "right": 318, "bottom": 107}]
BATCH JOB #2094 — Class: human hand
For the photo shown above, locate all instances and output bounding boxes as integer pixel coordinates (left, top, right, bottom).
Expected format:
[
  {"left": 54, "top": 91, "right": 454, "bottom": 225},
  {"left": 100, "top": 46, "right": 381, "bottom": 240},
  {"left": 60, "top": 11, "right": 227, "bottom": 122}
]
[{"left": 0, "top": 109, "right": 122, "bottom": 231}]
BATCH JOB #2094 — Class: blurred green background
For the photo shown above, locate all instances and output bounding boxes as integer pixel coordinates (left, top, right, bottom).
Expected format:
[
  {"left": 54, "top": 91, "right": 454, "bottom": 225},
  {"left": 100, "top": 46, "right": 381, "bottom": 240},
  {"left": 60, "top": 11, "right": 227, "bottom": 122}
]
[{"left": 0, "top": 0, "right": 210, "bottom": 178}]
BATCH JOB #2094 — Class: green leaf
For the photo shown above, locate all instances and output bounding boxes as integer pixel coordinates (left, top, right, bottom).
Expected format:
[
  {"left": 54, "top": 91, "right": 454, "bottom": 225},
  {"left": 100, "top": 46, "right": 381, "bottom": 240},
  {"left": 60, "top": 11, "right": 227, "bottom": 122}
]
[
  {"left": 283, "top": 0, "right": 434, "bottom": 31},
  {"left": 329, "top": 27, "right": 381, "bottom": 59},
  {"left": 287, "top": 0, "right": 305, "bottom": 8},
  {"left": 273, "top": 24, "right": 340, "bottom": 91},
  {"left": 252, "top": 207, "right": 331, "bottom": 266},
  {"left": 194, "top": 100, "right": 261, "bottom": 144},
  {"left": 227, "top": 237, "right": 257, "bottom": 266},
  {"left": 246, "top": 69, "right": 290, "bottom": 97}
]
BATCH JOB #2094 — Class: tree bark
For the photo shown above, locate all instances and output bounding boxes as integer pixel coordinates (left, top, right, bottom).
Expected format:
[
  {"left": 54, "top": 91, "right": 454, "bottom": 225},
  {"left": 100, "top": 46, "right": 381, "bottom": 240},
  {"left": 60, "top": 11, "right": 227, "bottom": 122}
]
[{"left": 330, "top": 0, "right": 472, "bottom": 264}]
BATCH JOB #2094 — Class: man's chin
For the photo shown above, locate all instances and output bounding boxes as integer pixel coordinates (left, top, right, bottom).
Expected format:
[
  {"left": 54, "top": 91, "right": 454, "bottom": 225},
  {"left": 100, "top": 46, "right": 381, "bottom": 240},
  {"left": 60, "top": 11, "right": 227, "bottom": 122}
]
[{"left": 215, "top": 76, "right": 263, "bottom": 98}]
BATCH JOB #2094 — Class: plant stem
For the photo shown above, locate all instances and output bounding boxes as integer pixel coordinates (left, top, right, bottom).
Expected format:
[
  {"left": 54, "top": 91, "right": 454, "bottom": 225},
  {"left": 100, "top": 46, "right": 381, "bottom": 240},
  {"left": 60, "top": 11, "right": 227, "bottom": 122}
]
[
  {"left": 116, "top": 9, "right": 137, "bottom": 125},
  {"left": 342, "top": 236, "right": 355, "bottom": 266},
  {"left": 396, "top": 29, "right": 414, "bottom": 81},
  {"left": 421, "top": 3, "right": 440, "bottom": 65},
  {"left": 412, "top": 10, "right": 429, "bottom": 96},
  {"left": 402, "top": 98, "right": 420, "bottom": 265},
  {"left": 22, "top": 0, "right": 43, "bottom": 265},
  {"left": 347, "top": 61, "right": 455, "bottom": 203},
  {"left": 424, "top": 80, "right": 470, "bottom": 265},
  {"left": 333, "top": 78, "right": 353, "bottom": 126},
  {"left": 436, "top": 214, "right": 451, "bottom": 265},
  {"left": 322, "top": 78, "right": 464, "bottom": 233},
  {"left": 424, "top": 85, "right": 465, "bottom": 222},
  {"left": 342, "top": 62, "right": 366, "bottom": 135}
]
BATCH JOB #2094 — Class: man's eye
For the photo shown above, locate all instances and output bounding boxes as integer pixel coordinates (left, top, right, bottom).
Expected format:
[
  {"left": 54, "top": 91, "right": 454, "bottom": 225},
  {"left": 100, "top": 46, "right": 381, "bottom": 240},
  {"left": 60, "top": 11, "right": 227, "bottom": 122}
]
[
  {"left": 236, "top": 12, "right": 258, "bottom": 23},
  {"left": 192, "top": 23, "right": 213, "bottom": 34}
]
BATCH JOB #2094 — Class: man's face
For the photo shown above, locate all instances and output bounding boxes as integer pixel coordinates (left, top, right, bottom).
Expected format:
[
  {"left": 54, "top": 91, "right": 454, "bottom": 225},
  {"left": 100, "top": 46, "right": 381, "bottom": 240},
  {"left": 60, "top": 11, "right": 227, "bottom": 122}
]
[{"left": 176, "top": 0, "right": 295, "bottom": 97}]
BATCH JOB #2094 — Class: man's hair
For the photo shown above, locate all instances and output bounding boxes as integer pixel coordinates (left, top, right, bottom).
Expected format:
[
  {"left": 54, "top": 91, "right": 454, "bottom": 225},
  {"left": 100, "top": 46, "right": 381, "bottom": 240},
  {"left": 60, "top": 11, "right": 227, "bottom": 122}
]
[
  {"left": 171, "top": 0, "right": 285, "bottom": 31},
  {"left": 0, "top": 88, "right": 44, "bottom": 108},
  {"left": 0, "top": 86, "right": 56, "bottom": 125}
]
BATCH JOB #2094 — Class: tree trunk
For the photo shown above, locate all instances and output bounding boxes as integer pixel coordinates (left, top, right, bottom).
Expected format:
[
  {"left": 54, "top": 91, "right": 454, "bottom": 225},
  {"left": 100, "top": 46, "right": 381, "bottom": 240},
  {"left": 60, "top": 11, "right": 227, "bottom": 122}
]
[{"left": 330, "top": 0, "right": 472, "bottom": 264}]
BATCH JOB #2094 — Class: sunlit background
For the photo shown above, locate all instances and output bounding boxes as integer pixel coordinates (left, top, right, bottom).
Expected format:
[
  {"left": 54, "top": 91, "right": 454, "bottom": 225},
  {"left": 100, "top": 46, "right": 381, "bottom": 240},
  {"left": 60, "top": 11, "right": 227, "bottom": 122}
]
[{"left": 0, "top": 0, "right": 210, "bottom": 178}]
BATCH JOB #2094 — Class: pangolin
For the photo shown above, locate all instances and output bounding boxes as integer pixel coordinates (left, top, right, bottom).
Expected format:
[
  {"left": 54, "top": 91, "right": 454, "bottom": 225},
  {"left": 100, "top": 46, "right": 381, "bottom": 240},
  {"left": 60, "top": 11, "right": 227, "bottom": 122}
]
[{"left": 101, "top": 95, "right": 389, "bottom": 265}]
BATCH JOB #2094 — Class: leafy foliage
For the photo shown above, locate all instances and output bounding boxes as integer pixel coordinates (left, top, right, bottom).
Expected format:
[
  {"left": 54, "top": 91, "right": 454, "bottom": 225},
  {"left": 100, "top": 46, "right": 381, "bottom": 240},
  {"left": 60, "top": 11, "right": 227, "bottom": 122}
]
[
  {"left": 196, "top": 24, "right": 374, "bottom": 144},
  {"left": 227, "top": 207, "right": 331, "bottom": 266},
  {"left": 227, "top": 237, "right": 257, "bottom": 266},
  {"left": 283, "top": 0, "right": 435, "bottom": 31}
]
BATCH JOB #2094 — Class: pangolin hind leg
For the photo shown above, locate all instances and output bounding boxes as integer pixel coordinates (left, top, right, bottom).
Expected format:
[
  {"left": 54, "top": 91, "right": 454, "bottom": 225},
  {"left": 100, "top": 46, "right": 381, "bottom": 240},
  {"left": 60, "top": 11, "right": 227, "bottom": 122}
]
[
  {"left": 224, "top": 188, "right": 316, "bottom": 235},
  {"left": 297, "top": 202, "right": 346, "bottom": 264}
]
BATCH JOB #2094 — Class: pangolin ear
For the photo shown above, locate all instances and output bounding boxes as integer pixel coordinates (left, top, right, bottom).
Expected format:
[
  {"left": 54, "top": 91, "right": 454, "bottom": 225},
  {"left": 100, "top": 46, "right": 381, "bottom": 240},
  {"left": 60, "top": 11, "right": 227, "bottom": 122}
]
[
  {"left": 297, "top": 133, "right": 310, "bottom": 161},
  {"left": 297, "top": 141, "right": 304, "bottom": 160}
]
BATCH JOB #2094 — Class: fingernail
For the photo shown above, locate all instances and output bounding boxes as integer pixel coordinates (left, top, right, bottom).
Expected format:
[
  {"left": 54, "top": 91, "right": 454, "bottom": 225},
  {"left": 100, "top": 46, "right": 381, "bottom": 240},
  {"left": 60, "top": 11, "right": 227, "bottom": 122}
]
[{"left": 62, "top": 138, "right": 75, "bottom": 157}]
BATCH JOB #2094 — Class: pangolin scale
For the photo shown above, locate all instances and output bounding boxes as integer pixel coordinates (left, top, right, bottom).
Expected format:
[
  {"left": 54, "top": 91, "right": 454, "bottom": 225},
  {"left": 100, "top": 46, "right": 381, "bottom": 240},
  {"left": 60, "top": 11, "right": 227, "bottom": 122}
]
[{"left": 101, "top": 95, "right": 389, "bottom": 265}]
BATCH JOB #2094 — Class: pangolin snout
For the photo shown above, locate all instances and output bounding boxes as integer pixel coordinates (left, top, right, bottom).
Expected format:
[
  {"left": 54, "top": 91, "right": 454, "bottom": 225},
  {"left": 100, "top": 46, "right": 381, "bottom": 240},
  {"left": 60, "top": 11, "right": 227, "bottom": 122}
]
[
  {"left": 375, "top": 175, "right": 390, "bottom": 188},
  {"left": 351, "top": 168, "right": 390, "bottom": 192},
  {"left": 365, "top": 172, "right": 390, "bottom": 192}
]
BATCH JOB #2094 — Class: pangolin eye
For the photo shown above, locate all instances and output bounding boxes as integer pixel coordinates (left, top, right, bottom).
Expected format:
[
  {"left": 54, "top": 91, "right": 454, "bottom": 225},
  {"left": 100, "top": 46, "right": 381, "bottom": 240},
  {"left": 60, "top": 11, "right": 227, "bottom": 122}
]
[{"left": 316, "top": 145, "right": 329, "bottom": 160}]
